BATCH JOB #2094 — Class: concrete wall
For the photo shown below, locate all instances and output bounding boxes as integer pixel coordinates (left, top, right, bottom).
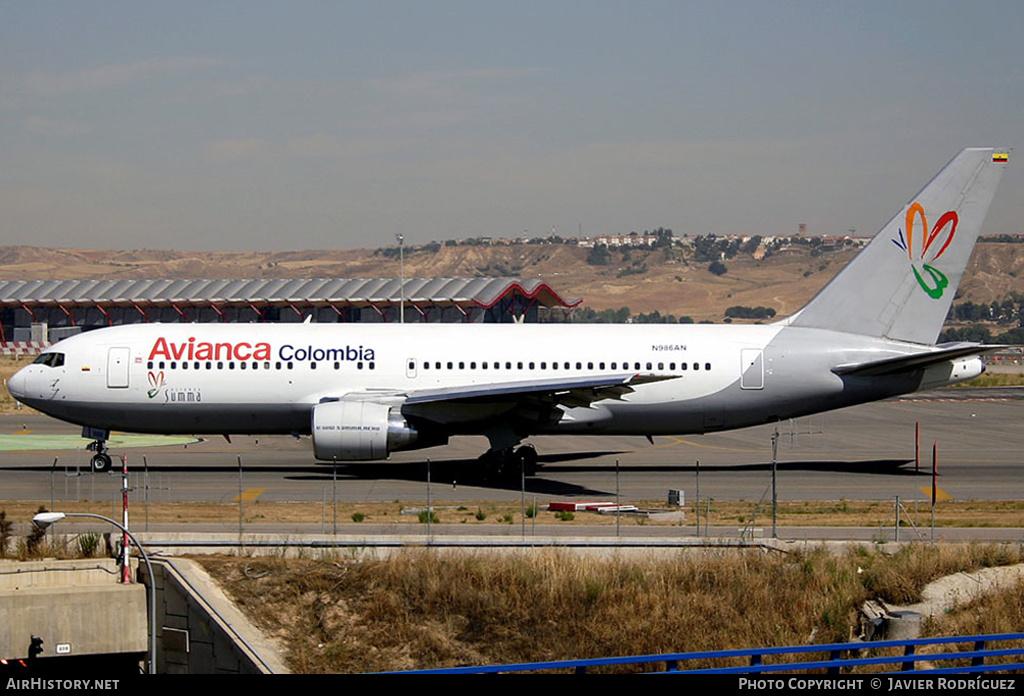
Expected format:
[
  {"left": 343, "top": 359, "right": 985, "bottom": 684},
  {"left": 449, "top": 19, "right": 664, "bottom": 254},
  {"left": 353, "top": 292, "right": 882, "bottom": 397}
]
[
  {"left": 148, "top": 558, "right": 286, "bottom": 674},
  {"left": 0, "top": 559, "right": 146, "bottom": 662},
  {"left": 0, "top": 557, "right": 286, "bottom": 674}
]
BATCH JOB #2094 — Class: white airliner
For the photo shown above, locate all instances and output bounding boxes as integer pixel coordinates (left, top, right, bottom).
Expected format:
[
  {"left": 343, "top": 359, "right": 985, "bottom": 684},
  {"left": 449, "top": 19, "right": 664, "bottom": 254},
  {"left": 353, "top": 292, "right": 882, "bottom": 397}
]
[{"left": 7, "top": 148, "right": 1010, "bottom": 473}]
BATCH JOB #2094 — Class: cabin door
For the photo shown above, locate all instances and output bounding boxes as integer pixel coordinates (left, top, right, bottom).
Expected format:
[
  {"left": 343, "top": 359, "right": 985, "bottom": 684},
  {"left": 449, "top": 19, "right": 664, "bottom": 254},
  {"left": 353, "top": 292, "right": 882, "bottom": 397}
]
[
  {"left": 106, "top": 347, "right": 131, "bottom": 389},
  {"left": 740, "top": 349, "right": 764, "bottom": 390}
]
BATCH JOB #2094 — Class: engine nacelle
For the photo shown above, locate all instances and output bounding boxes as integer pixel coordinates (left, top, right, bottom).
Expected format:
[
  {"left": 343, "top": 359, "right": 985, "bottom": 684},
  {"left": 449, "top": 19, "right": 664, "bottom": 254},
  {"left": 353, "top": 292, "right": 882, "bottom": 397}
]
[
  {"left": 919, "top": 356, "right": 985, "bottom": 390},
  {"left": 311, "top": 401, "right": 418, "bottom": 461}
]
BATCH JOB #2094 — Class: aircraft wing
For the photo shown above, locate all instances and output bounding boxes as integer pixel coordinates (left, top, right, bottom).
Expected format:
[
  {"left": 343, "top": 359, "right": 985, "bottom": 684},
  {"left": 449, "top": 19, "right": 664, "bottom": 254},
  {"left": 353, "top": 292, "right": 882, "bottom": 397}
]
[
  {"left": 831, "top": 343, "right": 1004, "bottom": 377},
  {"left": 330, "top": 373, "right": 677, "bottom": 424},
  {"left": 404, "top": 372, "right": 673, "bottom": 405}
]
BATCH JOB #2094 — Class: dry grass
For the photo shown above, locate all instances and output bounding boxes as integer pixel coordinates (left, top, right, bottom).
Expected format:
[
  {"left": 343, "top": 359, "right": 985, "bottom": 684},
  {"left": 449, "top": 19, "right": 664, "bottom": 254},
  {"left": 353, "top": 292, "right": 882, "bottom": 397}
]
[
  {"left": 2, "top": 498, "right": 1024, "bottom": 529},
  {"left": 197, "top": 543, "right": 1024, "bottom": 673},
  {"left": 952, "top": 372, "right": 1024, "bottom": 388},
  {"left": 199, "top": 548, "right": 867, "bottom": 673},
  {"left": 916, "top": 576, "right": 1024, "bottom": 670},
  {"left": 852, "top": 543, "right": 1024, "bottom": 604},
  {"left": 931, "top": 581, "right": 1024, "bottom": 636}
]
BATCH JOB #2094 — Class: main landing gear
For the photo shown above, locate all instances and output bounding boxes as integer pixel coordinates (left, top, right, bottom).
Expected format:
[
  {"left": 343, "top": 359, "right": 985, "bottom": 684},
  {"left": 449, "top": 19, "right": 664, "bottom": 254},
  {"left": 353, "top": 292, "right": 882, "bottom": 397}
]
[
  {"left": 479, "top": 444, "right": 539, "bottom": 480},
  {"left": 83, "top": 426, "right": 112, "bottom": 472}
]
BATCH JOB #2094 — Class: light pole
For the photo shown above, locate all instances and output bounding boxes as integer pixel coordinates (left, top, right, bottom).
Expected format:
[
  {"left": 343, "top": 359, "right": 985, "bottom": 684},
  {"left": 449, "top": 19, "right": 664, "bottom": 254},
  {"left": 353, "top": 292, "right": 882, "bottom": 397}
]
[
  {"left": 33, "top": 511, "right": 157, "bottom": 674},
  {"left": 395, "top": 233, "right": 405, "bottom": 324}
]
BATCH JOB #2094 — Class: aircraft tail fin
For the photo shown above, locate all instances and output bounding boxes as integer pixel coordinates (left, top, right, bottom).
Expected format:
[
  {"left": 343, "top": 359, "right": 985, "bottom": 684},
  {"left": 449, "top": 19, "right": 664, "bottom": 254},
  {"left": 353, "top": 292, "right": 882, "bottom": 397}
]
[{"left": 789, "top": 148, "right": 1009, "bottom": 345}]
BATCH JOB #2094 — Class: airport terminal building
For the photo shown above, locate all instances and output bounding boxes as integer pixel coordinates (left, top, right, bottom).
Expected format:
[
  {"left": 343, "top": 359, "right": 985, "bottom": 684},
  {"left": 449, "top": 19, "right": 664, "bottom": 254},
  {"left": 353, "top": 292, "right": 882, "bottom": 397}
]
[{"left": 0, "top": 277, "right": 579, "bottom": 354}]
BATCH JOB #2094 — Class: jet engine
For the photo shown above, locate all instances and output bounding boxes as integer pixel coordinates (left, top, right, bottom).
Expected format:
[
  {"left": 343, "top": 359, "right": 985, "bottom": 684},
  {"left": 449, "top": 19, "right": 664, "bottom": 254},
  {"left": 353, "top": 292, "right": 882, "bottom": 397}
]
[
  {"left": 311, "top": 401, "right": 418, "bottom": 461},
  {"left": 920, "top": 356, "right": 985, "bottom": 390}
]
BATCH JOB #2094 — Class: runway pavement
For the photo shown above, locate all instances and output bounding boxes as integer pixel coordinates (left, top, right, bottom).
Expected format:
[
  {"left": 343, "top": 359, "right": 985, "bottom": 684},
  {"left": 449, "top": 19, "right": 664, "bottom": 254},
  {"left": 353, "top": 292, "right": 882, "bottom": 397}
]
[{"left": 1, "top": 388, "right": 1023, "bottom": 510}]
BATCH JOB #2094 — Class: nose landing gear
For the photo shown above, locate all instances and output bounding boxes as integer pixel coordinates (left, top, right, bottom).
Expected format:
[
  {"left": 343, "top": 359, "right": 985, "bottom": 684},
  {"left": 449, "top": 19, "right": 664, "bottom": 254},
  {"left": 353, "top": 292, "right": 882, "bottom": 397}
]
[{"left": 83, "top": 426, "right": 113, "bottom": 472}]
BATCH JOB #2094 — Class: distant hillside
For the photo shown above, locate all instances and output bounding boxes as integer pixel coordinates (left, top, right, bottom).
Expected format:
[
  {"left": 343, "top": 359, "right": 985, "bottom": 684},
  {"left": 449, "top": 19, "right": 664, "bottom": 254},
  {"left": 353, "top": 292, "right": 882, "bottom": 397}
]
[{"left": 0, "top": 242, "right": 1021, "bottom": 323}]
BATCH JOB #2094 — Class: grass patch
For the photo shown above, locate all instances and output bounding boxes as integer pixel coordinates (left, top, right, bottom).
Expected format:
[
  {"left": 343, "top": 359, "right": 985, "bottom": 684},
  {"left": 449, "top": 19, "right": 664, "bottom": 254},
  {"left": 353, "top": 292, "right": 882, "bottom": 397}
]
[
  {"left": 197, "top": 543, "right": 1024, "bottom": 673},
  {"left": 2, "top": 498, "right": 1023, "bottom": 528},
  {"left": 949, "top": 372, "right": 1024, "bottom": 388}
]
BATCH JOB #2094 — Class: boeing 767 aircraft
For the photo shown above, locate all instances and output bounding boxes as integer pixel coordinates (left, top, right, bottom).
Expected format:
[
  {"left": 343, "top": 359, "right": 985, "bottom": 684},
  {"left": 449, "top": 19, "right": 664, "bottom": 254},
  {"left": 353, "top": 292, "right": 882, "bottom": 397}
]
[{"left": 7, "top": 147, "right": 1010, "bottom": 473}]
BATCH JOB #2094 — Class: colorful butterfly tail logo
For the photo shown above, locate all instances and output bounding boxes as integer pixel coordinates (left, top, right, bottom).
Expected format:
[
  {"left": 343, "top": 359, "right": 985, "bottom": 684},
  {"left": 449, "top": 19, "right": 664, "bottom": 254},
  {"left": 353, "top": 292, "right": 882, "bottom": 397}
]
[
  {"left": 147, "top": 370, "right": 165, "bottom": 399},
  {"left": 891, "top": 202, "right": 958, "bottom": 299}
]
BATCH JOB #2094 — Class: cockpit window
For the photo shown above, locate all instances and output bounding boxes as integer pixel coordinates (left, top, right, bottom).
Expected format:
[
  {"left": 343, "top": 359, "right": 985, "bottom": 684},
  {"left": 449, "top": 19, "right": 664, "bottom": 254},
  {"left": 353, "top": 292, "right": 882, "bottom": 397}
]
[{"left": 32, "top": 352, "right": 65, "bottom": 368}]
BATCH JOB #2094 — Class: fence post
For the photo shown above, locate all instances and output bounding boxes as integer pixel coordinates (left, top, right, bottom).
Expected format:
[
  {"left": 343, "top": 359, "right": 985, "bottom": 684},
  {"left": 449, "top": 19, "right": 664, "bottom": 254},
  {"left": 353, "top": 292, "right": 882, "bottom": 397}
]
[{"left": 902, "top": 644, "right": 915, "bottom": 672}]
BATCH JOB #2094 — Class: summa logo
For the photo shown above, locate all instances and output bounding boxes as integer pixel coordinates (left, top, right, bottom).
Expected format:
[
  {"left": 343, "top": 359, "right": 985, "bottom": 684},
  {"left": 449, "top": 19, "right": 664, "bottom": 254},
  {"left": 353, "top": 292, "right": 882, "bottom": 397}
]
[
  {"left": 147, "top": 371, "right": 165, "bottom": 399},
  {"left": 891, "top": 202, "right": 958, "bottom": 299}
]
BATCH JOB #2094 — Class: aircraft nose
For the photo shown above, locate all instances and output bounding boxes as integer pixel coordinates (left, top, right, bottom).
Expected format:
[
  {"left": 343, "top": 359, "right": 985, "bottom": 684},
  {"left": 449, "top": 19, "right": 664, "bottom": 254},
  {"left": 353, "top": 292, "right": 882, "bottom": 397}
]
[{"left": 7, "top": 367, "right": 28, "bottom": 401}]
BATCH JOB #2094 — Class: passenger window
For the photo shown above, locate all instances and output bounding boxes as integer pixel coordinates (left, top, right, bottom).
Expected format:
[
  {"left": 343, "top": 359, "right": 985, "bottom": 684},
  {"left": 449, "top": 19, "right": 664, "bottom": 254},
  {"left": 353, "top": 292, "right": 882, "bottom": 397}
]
[
  {"left": 705, "top": 362, "right": 711, "bottom": 371},
  {"left": 693, "top": 363, "right": 699, "bottom": 371}
]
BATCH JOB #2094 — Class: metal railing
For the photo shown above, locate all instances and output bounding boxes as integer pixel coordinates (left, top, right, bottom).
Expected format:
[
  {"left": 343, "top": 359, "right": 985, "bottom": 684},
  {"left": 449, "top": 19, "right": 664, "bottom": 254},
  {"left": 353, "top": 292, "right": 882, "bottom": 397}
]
[{"left": 392, "top": 632, "right": 1024, "bottom": 674}]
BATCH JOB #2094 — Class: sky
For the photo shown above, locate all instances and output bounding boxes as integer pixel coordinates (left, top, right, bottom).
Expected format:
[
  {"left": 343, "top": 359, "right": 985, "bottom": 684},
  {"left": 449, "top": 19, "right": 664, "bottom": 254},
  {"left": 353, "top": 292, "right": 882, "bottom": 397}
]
[{"left": 1, "top": 1, "right": 1022, "bottom": 251}]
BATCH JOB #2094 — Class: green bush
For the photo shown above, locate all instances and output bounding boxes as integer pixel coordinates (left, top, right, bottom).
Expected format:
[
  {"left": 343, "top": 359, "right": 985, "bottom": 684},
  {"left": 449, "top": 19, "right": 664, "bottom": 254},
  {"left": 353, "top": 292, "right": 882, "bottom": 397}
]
[{"left": 77, "top": 532, "right": 100, "bottom": 558}]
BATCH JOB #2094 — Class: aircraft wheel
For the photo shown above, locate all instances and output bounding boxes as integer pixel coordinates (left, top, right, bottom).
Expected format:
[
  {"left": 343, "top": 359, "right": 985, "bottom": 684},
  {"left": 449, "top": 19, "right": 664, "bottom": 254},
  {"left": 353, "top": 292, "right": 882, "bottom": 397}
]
[
  {"left": 91, "top": 453, "right": 112, "bottom": 473},
  {"left": 516, "top": 445, "right": 538, "bottom": 477},
  {"left": 479, "top": 448, "right": 514, "bottom": 481}
]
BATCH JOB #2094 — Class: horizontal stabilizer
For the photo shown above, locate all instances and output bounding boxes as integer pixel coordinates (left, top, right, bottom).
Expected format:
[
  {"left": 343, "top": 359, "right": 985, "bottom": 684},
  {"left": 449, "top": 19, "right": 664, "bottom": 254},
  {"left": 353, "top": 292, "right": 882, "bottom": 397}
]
[{"left": 831, "top": 343, "right": 1002, "bottom": 377}]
